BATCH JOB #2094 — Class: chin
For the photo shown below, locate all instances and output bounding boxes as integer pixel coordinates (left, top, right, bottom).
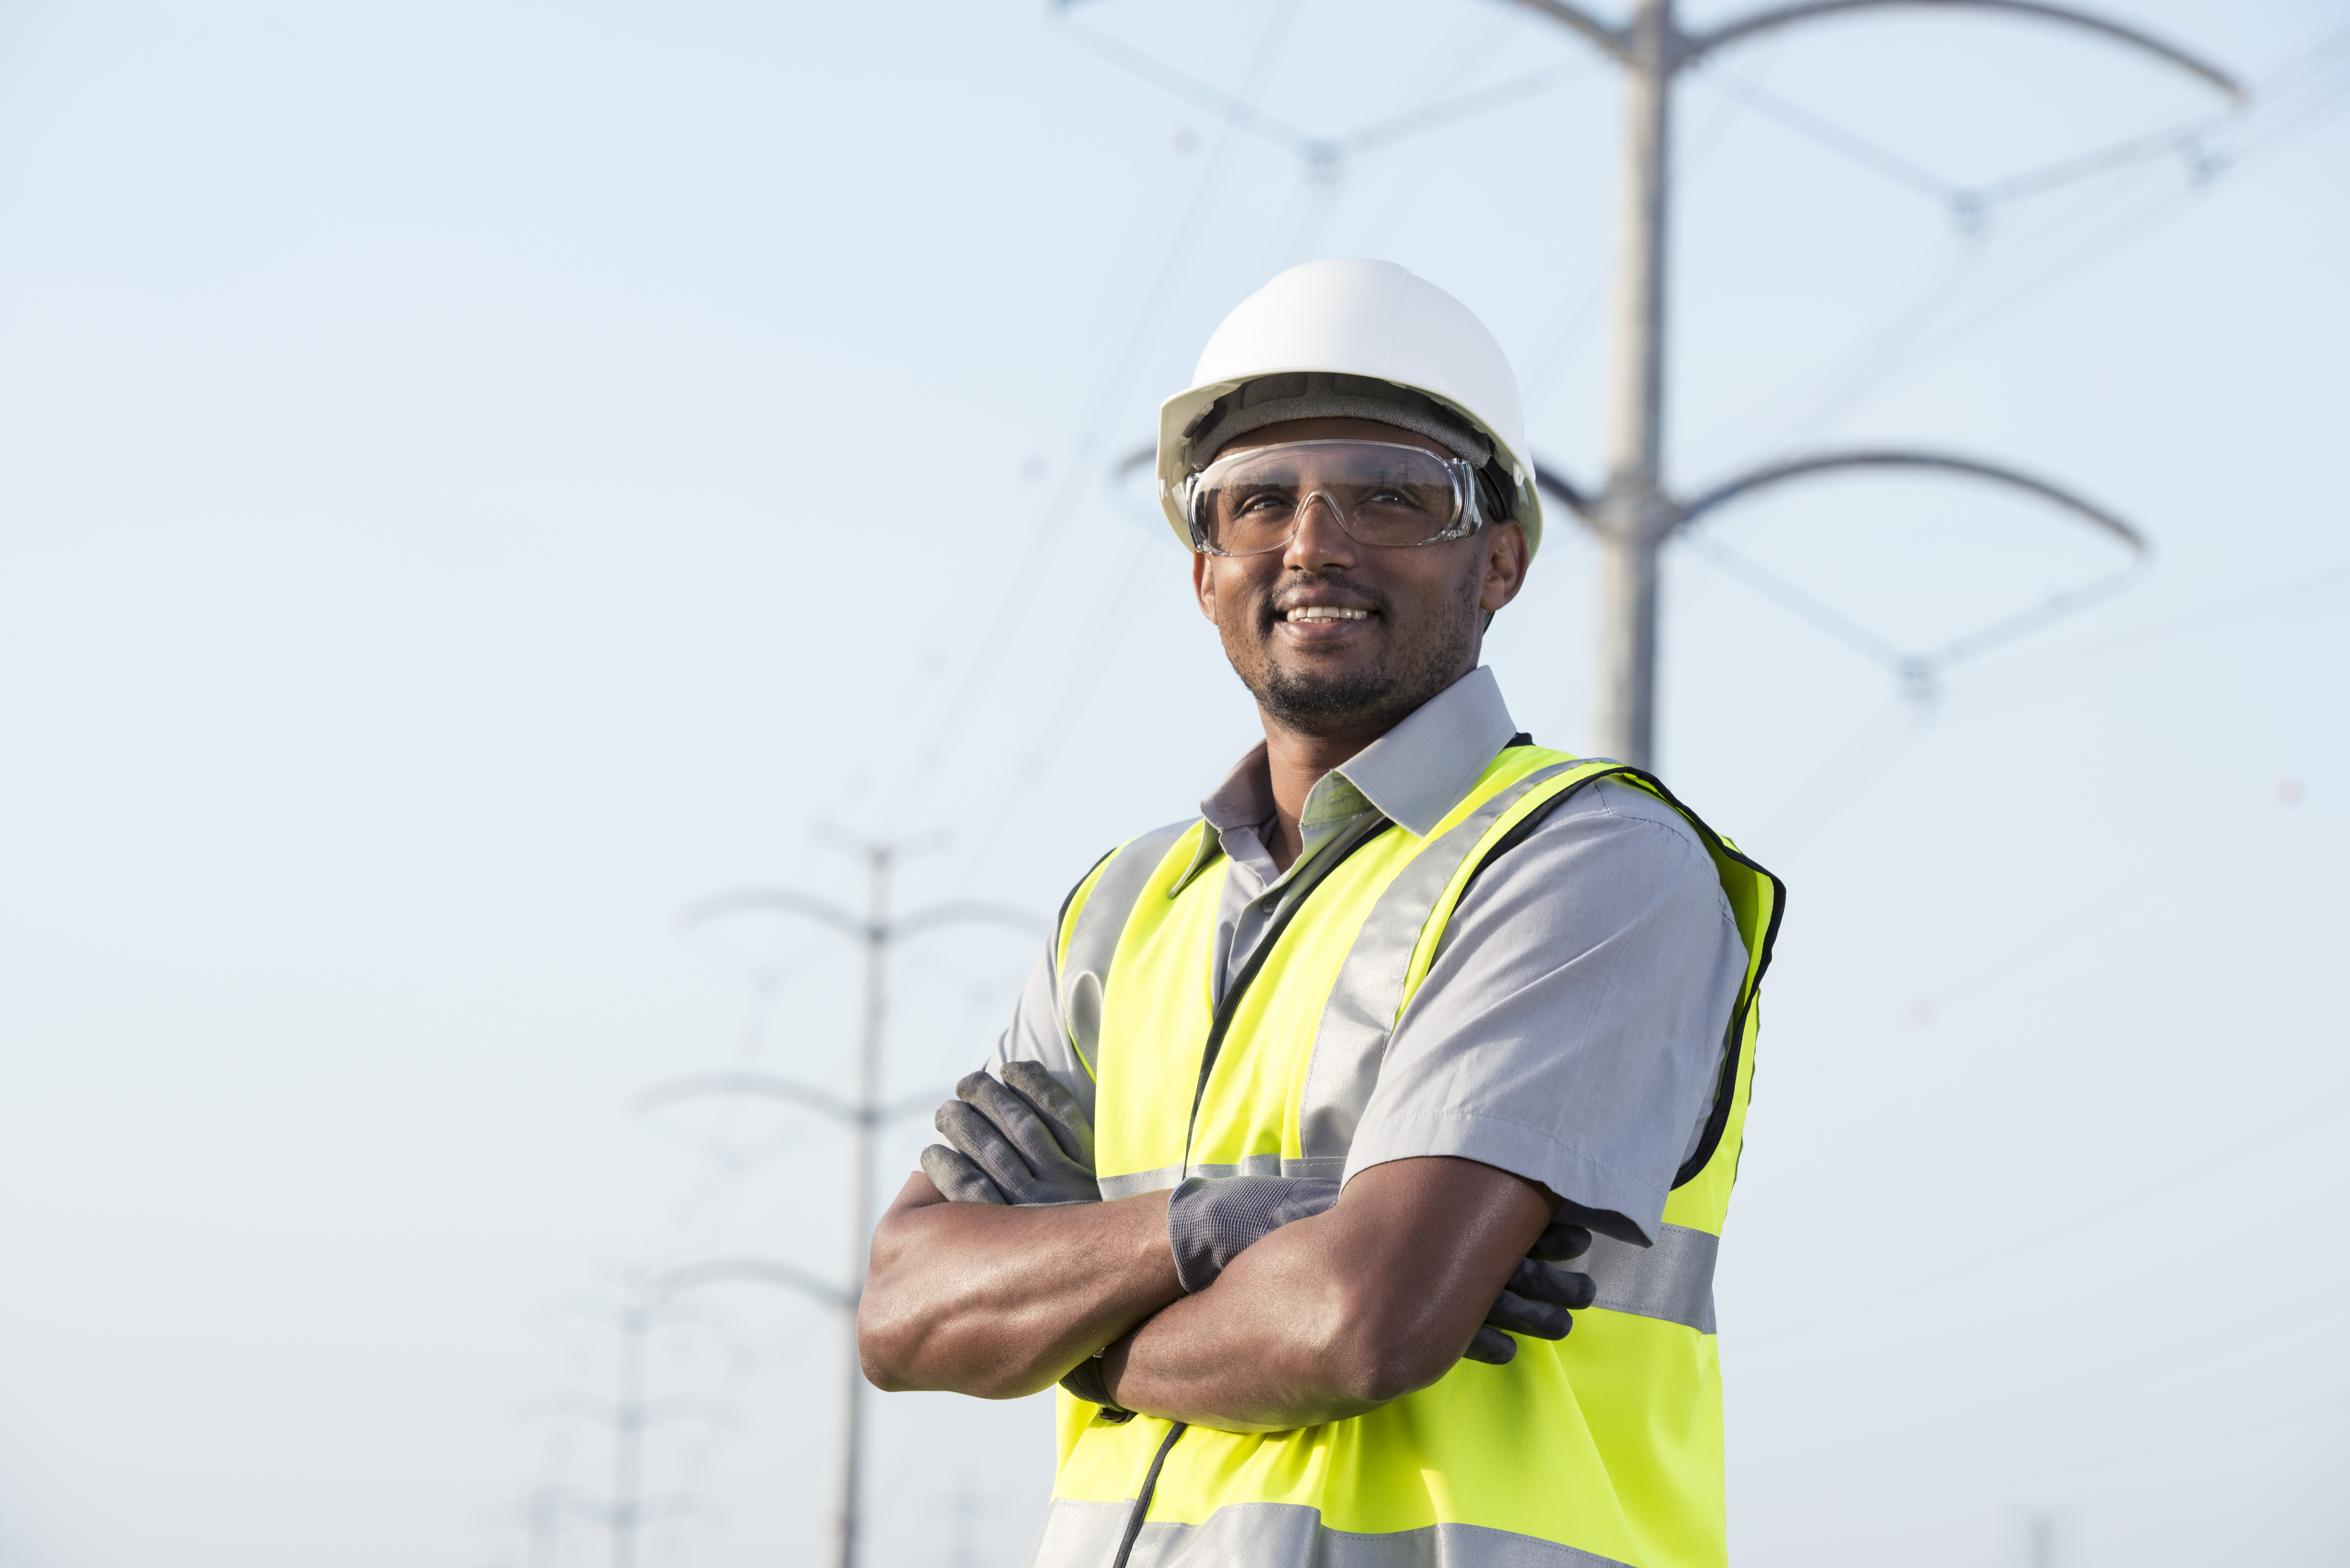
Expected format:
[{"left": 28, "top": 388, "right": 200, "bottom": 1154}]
[{"left": 1256, "top": 668, "right": 1401, "bottom": 728}]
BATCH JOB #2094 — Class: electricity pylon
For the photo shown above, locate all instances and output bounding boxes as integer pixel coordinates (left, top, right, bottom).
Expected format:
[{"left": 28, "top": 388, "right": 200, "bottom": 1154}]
[
  {"left": 529, "top": 1275, "right": 735, "bottom": 1568},
  {"left": 640, "top": 834, "right": 1041, "bottom": 1568},
  {"left": 1510, "top": 0, "right": 2239, "bottom": 765}
]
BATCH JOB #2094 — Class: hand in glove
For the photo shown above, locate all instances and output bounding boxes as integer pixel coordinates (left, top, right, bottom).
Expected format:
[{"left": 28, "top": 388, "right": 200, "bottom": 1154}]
[
  {"left": 1163, "top": 1176, "right": 1597, "bottom": 1366},
  {"left": 915, "top": 1064, "right": 1111, "bottom": 1415},
  {"left": 1462, "top": 1213, "right": 1597, "bottom": 1365},
  {"left": 918, "top": 1061, "right": 1099, "bottom": 1207},
  {"left": 1165, "top": 1174, "right": 1341, "bottom": 1293}
]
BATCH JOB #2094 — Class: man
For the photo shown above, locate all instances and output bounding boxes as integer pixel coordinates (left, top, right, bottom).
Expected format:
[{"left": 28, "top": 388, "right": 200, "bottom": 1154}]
[{"left": 858, "top": 259, "right": 1782, "bottom": 1568}]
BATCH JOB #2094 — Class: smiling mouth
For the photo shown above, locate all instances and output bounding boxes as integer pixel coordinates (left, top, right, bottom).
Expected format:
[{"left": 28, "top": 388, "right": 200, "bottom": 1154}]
[{"left": 1283, "top": 607, "right": 1371, "bottom": 623}]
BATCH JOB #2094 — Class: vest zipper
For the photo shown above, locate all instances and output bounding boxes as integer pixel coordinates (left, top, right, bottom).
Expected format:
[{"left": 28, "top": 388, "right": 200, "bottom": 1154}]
[
  {"left": 1108, "top": 1419, "right": 1189, "bottom": 1568},
  {"left": 1109, "top": 811, "right": 1394, "bottom": 1567},
  {"left": 1181, "top": 813, "right": 1393, "bottom": 1160}
]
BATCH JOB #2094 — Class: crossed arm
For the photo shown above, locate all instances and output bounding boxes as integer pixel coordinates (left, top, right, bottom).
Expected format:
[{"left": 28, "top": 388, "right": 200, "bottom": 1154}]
[{"left": 858, "top": 1153, "right": 1558, "bottom": 1433}]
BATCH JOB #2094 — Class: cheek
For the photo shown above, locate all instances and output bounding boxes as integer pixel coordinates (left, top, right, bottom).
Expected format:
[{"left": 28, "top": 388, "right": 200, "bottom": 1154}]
[
  {"left": 1208, "top": 563, "right": 1273, "bottom": 627},
  {"left": 1391, "top": 560, "right": 1480, "bottom": 621}
]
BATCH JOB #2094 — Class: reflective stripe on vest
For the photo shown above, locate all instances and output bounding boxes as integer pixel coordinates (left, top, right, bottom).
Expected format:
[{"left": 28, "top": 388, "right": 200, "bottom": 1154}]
[
  {"left": 1058, "top": 818, "right": 1202, "bottom": 1101},
  {"left": 1036, "top": 1500, "right": 1641, "bottom": 1568},
  {"left": 1041, "top": 747, "right": 1783, "bottom": 1568}
]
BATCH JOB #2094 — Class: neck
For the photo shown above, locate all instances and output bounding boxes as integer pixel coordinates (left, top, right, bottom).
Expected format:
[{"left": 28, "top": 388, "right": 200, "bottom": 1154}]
[{"left": 1255, "top": 713, "right": 1395, "bottom": 874}]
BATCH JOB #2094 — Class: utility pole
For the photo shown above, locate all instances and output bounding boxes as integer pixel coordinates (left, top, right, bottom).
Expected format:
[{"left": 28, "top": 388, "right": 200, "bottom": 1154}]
[
  {"left": 943, "top": 1472, "right": 986, "bottom": 1568},
  {"left": 1506, "top": 0, "right": 2237, "bottom": 766},
  {"left": 524, "top": 1487, "right": 560, "bottom": 1568},
  {"left": 641, "top": 834, "right": 1041, "bottom": 1568},
  {"left": 2028, "top": 1507, "right": 2058, "bottom": 1568},
  {"left": 611, "top": 1279, "right": 645, "bottom": 1568},
  {"left": 524, "top": 1279, "right": 732, "bottom": 1568},
  {"left": 1595, "top": 0, "right": 1675, "bottom": 770}
]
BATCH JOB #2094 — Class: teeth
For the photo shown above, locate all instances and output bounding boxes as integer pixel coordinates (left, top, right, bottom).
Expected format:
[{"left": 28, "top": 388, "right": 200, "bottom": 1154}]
[{"left": 1286, "top": 607, "right": 1369, "bottom": 622}]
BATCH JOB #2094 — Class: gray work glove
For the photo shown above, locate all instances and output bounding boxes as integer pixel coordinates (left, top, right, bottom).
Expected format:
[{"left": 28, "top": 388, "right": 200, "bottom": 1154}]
[
  {"left": 914, "top": 1064, "right": 1120, "bottom": 1416},
  {"left": 1464, "top": 1214, "right": 1597, "bottom": 1366},
  {"left": 918, "top": 1062, "right": 1099, "bottom": 1207},
  {"left": 1166, "top": 1174, "right": 1341, "bottom": 1292},
  {"left": 1165, "top": 1175, "right": 1597, "bottom": 1366}
]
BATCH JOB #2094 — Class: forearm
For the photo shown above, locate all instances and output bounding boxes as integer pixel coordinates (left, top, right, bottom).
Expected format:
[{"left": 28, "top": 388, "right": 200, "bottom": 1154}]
[
  {"left": 1099, "top": 1215, "right": 1394, "bottom": 1432},
  {"left": 858, "top": 1173, "right": 1182, "bottom": 1399},
  {"left": 1101, "top": 1158, "right": 1548, "bottom": 1433}
]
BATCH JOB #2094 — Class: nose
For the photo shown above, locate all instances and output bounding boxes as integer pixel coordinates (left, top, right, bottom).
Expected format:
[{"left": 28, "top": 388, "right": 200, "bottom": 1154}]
[{"left": 1282, "top": 489, "right": 1360, "bottom": 573}]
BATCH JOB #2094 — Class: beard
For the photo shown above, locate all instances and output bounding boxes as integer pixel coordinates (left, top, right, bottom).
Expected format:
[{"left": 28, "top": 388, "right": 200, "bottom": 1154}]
[{"left": 1238, "top": 565, "right": 1484, "bottom": 736}]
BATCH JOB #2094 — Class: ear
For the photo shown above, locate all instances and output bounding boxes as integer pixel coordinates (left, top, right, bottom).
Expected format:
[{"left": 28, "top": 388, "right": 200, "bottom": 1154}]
[
  {"left": 1479, "top": 520, "right": 1530, "bottom": 614},
  {"left": 1191, "top": 549, "right": 1219, "bottom": 622}
]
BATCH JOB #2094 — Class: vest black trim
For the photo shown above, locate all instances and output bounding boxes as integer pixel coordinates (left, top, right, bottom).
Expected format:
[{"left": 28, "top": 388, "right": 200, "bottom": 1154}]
[
  {"left": 1055, "top": 845, "right": 1120, "bottom": 948},
  {"left": 1452, "top": 765, "right": 1785, "bottom": 1190}
]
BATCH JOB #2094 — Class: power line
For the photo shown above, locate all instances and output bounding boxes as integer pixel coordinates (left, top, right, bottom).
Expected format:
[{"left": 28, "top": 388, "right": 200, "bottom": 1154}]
[
  {"left": 637, "top": 835, "right": 1044, "bottom": 1568},
  {"left": 495, "top": 834, "right": 1048, "bottom": 1568},
  {"left": 956, "top": 10, "right": 1613, "bottom": 837},
  {"left": 1052, "top": 2, "right": 2255, "bottom": 757},
  {"left": 1700, "top": 69, "right": 1958, "bottom": 208},
  {"left": 1694, "top": 22, "right": 2350, "bottom": 459},
  {"left": 1683, "top": 527, "right": 2149, "bottom": 705},
  {"left": 1956, "top": 553, "right": 2350, "bottom": 702},
  {"left": 1460, "top": 0, "right": 2245, "bottom": 762},
  {"left": 1050, "top": 12, "right": 1323, "bottom": 163},
  {"left": 888, "top": 0, "right": 1306, "bottom": 825},
  {"left": 1740, "top": 552, "right": 2350, "bottom": 849},
  {"left": 524, "top": 1280, "right": 737, "bottom": 1568},
  {"left": 1696, "top": 60, "right": 2258, "bottom": 232},
  {"left": 1050, "top": 7, "right": 1595, "bottom": 182}
]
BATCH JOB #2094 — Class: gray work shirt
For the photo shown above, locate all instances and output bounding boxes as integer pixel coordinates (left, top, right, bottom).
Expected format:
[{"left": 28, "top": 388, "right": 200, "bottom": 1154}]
[{"left": 984, "top": 667, "right": 1746, "bottom": 1244}]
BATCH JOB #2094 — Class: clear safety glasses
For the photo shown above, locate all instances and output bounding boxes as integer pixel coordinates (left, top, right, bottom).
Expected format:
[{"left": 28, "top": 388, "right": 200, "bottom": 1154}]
[{"left": 1178, "top": 439, "right": 1486, "bottom": 557}]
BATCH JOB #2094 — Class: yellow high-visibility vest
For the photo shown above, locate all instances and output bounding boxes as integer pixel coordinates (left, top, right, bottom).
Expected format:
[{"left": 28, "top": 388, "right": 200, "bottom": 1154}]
[{"left": 1031, "top": 744, "right": 1783, "bottom": 1568}]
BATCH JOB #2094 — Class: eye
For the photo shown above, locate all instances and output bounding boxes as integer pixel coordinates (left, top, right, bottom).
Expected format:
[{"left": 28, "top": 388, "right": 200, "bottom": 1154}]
[{"left": 1361, "top": 485, "right": 1435, "bottom": 513}]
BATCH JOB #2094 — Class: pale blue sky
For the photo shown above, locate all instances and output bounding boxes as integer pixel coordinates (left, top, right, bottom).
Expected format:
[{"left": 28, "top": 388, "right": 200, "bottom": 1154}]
[{"left": 0, "top": 2, "right": 2344, "bottom": 1565}]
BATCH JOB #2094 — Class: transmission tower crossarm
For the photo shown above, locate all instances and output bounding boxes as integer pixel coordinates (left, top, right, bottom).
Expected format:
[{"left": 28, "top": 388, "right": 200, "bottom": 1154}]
[
  {"left": 883, "top": 1086, "right": 957, "bottom": 1123},
  {"left": 1534, "top": 461, "right": 1600, "bottom": 526},
  {"left": 658, "top": 1256, "right": 854, "bottom": 1311},
  {"left": 1497, "top": 0, "right": 1633, "bottom": 64},
  {"left": 634, "top": 1069, "right": 858, "bottom": 1124},
  {"left": 890, "top": 900, "right": 1049, "bottom": 939},
  {"left": 637, "top": 1395, "right": 739, "bottom": 1427},
  {"left": 1674, "top": 448, "right": 2149, "bottom": 555},
  {"left": 1480, "top": 0, "right": 2222, "bottom": 762},
  {"left": 682, "top": 887, "right": 863, "bottom": 938},
  {"left": 667, "top": 836, "right": 1038, "bottom": 1568},
  {"left": 518, "top": 1390, "right": 631, "bottom": 1424},
  {"left": 1679, "top": 0, "right": 2244, "bottom": 99}
]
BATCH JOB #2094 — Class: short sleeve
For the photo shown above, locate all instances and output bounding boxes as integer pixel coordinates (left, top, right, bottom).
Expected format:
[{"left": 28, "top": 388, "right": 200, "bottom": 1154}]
[
  {"left": 1338, "top": 778, "right": 1746, "bottom": 1244},
  {"left": 985, "top": 936, "right": 1096, "bottom": 1123}
]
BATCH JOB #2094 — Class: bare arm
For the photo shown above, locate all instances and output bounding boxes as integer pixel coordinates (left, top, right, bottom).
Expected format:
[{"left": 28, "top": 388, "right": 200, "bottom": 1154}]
[
  {"left": 1100, "top": 1156, "right": 1553, "bottom": 1433},
  {"left": 857, "top": 1172, "right": 1183, "bottom": 1399}
]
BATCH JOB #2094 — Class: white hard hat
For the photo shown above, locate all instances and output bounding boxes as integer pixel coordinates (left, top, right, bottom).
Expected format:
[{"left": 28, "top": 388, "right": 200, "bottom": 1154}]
[{"left": 1156, "top": 258, "right": 1543, "bottom": 556}]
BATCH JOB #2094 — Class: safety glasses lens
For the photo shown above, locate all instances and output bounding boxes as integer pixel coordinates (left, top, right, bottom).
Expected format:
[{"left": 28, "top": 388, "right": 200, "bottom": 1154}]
[{"left": 1193, "top": 442, "right": 1465, "bottom": 554}]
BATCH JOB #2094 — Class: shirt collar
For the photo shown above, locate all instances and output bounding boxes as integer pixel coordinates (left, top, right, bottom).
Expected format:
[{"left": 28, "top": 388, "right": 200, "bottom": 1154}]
[
  {"left": 1199, "top": 744, "right": 1276, "bottom": 840},
  {"left": 1174, "top": 667, "right": 1520, "bottom": 890},
  {"left": 1327, "top": 666, "right": 1518, "bottom": 838},
  {"left": 1178, "top": 743, "right": 1277, "bottom": 895}
]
